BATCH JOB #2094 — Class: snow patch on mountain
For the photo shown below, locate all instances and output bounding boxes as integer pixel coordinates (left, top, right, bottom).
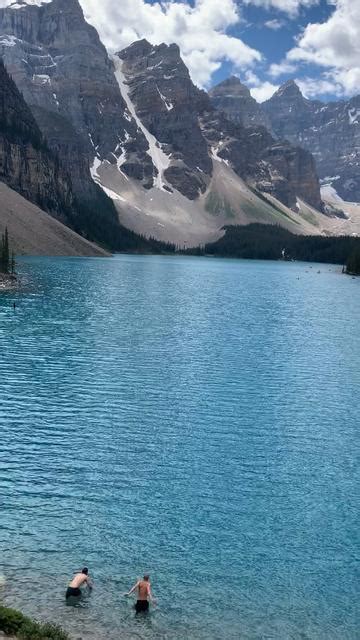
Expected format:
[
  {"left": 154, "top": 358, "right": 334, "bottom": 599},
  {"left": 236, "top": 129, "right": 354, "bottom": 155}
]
[
  {"left": 7, "top": 0, "right": 52, "bottom": 8},
  {"left": 156, "top": 85, "right": 173, "bottom": 111},
  {"left": 0, "top": 34, "right": 18, "bottom": 46},
  {"left": 33, "top": 73, "right": 51, "bottom": 85},
  {"left": 321, "top": 184, "right": 343, "bottom": 202},
  {"left": 112, "top": 54, "right": 170, "bottom": 191},
  {"left": 348, "top": 108, "right": 360, "bottom": 125}
]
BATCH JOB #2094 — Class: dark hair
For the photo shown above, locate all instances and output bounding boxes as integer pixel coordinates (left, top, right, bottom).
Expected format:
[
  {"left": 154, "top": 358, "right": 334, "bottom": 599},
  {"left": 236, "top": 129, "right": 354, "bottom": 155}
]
[
  {"left": 143, "top": 574, "right": 150, "bottom": 581},
  {"left": 82, "top": 567, "right": 89, "bottom": 575}
]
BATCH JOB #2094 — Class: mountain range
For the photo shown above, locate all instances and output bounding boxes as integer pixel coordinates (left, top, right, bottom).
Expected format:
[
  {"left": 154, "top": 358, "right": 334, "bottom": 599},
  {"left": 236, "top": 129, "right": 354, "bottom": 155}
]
[{"left": 0, "top": 0, "right": 359, "bottom": 253}]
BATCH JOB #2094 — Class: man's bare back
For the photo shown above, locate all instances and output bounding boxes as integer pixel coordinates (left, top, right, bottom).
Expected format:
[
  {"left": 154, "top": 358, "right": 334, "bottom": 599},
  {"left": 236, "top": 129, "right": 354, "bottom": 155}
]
[
  {"left": 126, "top": 574, "right": 155, "bottom": 613},
  {"left": 137, "top": 580, "right": 151, "bottom": 601},
  {"left": 69, "top": 572, "right": 90, "bottom": 589},
  {"left": 66, "top": 567, "right": 92, "bottom": 601}
]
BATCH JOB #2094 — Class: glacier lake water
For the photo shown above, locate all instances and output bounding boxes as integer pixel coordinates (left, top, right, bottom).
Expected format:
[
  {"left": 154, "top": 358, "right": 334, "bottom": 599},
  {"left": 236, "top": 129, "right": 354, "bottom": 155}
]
[{"left": 0, "top": 255, "right": 359, "bottom": 640}]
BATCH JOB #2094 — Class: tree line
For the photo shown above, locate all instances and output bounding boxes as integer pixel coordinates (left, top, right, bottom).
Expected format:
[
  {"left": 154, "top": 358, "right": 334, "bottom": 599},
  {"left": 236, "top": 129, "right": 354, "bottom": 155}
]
[{"left": 185, "top": 223, "right": 360, "bottom": 273}]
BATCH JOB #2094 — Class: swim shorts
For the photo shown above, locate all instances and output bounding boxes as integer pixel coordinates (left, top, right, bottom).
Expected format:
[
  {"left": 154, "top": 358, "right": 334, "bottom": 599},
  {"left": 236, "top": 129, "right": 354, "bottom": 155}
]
[
  {"left": 66, "top": 587, "right": 81, "bottom": 599},
  {"left": 135, "top": 600, "right": 149, "bottom": 613}
]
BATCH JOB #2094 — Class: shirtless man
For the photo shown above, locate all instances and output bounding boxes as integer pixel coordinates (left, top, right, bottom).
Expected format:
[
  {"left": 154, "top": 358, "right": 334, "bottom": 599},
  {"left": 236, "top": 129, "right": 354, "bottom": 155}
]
[
  {"left": 126, "top": 575, "right": 155, "bottom": 613},
  {"left": 65, "top": 567, "right": 92, "bottom": 600}
]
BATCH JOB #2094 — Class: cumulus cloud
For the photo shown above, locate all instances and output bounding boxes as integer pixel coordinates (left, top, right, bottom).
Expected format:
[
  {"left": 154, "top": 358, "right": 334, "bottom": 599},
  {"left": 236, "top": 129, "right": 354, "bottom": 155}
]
[
  {"left": 296, "top": 76, "right": 344, "bottom": 99},
  {"left": 243, "top": 0, "right": 319, "bottom": 17},
  {"left": 78, "top": 0, "right": 262, "bottom": 87},
  {"left": 285, "top": 0, "right": 360, "bottom": 96},
  {"left": 269, "top": 61, "right": 297, "bottom": 77}
]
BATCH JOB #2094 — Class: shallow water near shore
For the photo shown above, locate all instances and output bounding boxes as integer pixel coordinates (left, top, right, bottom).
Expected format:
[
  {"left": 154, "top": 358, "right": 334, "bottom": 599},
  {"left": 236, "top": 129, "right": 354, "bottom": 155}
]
[{"left": 0, "top": 255, "right": 359, "bottom": 640}]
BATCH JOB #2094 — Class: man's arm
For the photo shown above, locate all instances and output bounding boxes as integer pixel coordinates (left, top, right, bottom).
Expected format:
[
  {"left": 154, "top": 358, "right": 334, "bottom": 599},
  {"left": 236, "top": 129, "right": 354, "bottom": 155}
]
[
  {"left": 85, "top": 576, "right": 93, "bottom": 589},
  {"left": 148, "top": 584, "right": 156, "bottom": 604},
  {"left": 126, "top": 581, "right": 139, "bottom": 596}
]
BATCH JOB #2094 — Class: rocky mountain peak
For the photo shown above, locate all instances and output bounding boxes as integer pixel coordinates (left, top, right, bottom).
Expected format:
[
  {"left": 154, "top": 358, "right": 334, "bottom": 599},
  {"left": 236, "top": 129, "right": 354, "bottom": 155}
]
[
  {"left": 270, "top": 79, "right": 304, "bottom": 102},
  {"left": 209, "top": 75, "right": 271, "bottom": 130},
  {"left": 118, "top": 39, "right": 192, "bottom": 86},
  {"left": 264, "top": 84, "right": 360, "bottom": 201},
  {"left": 210, "top": 75, "right": 251, "bottom": 98},
  {"left": 114, "top": 39, "right": 212, "bottom": 198}
]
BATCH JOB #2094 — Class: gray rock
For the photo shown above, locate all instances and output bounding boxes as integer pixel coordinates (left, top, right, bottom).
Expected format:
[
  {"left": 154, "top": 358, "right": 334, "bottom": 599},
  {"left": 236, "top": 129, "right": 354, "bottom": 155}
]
[
  {"left": 117, "top": 39, "right": 212, "bottom": 199},
  {"left": 0, "top": 58, "right": 74, "bottom": 221},
  {"left": 0, "top": 0, "right": 153, "bottom": 247},
  {"left": 263, "top": 81, "right": 360, "bottom": 202},
  {"left": 200, "top": 110, "right": 322, "bottom": 211},
  {"left": 209, "top": 76, "right": 271, "bottom": 130}
]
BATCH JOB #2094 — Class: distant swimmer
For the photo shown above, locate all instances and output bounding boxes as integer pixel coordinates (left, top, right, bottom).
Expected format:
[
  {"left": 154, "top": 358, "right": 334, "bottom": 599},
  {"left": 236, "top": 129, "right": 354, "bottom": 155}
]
[
  {"left": 126, "top": 574, "right": 155, "bottom": 613},
  {"left": 65, "top": 567, "right": 92, "bottom": 601}
]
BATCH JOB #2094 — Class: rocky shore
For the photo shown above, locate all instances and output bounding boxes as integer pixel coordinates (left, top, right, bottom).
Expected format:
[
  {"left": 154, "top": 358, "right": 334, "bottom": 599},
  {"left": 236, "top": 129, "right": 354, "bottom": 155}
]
[{"left": 0, "top": 272, "right": 17, "bottom": 291}]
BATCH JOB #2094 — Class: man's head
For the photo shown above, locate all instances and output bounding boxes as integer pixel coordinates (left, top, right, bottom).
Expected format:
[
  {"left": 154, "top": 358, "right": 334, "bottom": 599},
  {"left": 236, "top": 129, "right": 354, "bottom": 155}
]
[
  {"left": 143, "top": 574, "right": 150, "bottom": 582},
  {"left": 82, "top": 567, "right": 89, "bottom": 575}
]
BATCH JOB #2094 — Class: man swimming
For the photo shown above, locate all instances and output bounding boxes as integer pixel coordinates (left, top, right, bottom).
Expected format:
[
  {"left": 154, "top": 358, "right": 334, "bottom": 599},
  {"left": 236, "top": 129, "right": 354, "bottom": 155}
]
[
  {"left": 126, "top": 575, "right": 155, "bottom": 613},
  {"left": 65, "top": 567, "right": 92, "bottom": 600}
]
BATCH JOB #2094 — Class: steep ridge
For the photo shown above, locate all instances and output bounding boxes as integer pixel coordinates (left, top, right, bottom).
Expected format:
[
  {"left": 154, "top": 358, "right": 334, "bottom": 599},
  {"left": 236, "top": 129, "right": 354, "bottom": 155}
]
[
  {"left": 263, "top": 81, "right": 360, "bottom": 203},
  {"left": 116, "top": 39, "right": 212, "bottom": 199}
]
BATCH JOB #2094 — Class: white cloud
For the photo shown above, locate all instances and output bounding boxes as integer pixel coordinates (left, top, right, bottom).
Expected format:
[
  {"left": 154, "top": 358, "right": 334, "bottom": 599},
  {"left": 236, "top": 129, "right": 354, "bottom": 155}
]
[
  {"left": 244, "top": 71, "right": 279, "bottom": 102},
  {"left": 243, "top": 0, "right": 319, "bottom": 17},
  {"left": 264, "top": 19, "right": 285, "bottom": 30},
  {"left": 269, "top": 61, "right": 297, "bottom": 77},
  {"left": 78, "top": 0, "right": 262, "bottom": 88},
  {"left": 285, "top": 0, "right": 360, "bottom": 97},
  {"left": 296, "top": 76, "right": 344, "bottom": 98},
  {"left": 250, "top": 82, "right": 279, "bottom": 102}
]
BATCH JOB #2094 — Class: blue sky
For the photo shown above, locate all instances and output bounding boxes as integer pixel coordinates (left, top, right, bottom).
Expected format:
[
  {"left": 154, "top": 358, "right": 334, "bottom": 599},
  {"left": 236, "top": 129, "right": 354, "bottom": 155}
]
[{"left": 78, "top": 0, "right": 360, "bottom": 102}]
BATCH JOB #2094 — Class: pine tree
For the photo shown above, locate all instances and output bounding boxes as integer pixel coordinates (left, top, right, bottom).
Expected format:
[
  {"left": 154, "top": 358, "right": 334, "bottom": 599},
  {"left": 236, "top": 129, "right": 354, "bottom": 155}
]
[
  {"left": 11, "top": 250, "right": 16, "bottom": 275},
  {"left": 3, "top": 227, "right": 9, "bottom": 273},
  {"left": 0, "top": 227, "right": 12, "bottom": 274}
]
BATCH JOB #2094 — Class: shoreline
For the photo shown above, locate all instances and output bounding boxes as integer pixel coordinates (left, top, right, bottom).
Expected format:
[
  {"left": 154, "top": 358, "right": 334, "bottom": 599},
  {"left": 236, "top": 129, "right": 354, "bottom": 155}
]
[
  {"left": 0, "top": 273, "right": 18, "bottom": 292},
  {"left": 0, "top": 606, "right": 68, "bottom": 640}
]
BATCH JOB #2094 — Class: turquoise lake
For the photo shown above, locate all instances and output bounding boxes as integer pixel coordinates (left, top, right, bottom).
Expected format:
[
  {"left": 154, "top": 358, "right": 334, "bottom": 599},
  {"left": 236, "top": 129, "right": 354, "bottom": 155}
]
[{"left": 0, "top": 255, "right": 359, "bottom": 639}]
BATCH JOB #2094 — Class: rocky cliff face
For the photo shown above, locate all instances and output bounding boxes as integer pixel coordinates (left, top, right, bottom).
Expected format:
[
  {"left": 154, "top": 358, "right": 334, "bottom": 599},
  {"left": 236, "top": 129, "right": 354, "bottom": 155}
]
[
  {"left": 0, "top": 0, "right": 156, "bottom": 248},
  {"left": 200, "top": 111, "right": 322, "bottom": 211},
  {"left": 116, "top": 39, "right": 212, "bottom": 199},
  {"left": 263, "top": 81, "right": 360, "bottom": 202},
  {"left": 0, "top": 0, "right": 137, "bottom": 190},
  {"left": 209, "top": 76, "right": 271, "bottom": 130},
  {"left": 0, "top": 57, "right": 74, "bottom": 219},
  {"left": 113, "top": 40, "right": 322, "bottom": 211}
]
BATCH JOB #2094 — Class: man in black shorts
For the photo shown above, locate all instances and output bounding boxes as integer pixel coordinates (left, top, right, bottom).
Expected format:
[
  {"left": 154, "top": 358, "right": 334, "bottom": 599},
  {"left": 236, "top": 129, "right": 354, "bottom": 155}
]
[
  {"left": 126, "top": 574, "right": 155, "bottom": 613},
  {"left": 66, "top": 567, "right": 92, "bottom": 601}
]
